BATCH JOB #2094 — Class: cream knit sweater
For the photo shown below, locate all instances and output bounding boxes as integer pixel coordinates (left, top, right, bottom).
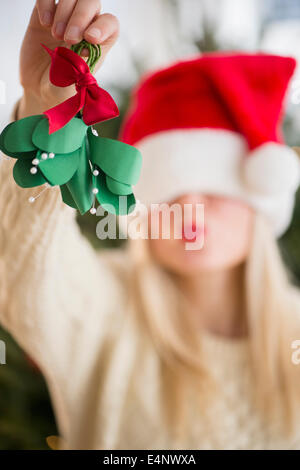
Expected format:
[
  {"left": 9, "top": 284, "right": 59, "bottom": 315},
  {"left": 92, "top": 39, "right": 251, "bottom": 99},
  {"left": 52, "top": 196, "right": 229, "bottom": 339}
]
[{"left": 0, "top": 116, "right": 300, "bottom": 450}]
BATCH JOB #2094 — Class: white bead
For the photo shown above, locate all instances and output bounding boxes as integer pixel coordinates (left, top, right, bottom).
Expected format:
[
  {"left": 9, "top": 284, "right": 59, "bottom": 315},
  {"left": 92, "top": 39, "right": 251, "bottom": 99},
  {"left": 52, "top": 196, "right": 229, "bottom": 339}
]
[
  {"left": 30, "top": 167, "right": 38, "bottom": 174},
  {"left": 49, "top": 152, "right": 55, "bottom": 159},
  {"left": 28, "top": 197, "right": 35, "bottom": 203},
  {"left": 41, "top": 153, "right": 48, "bottom": 160},
  {"left": 92, "top": 188, "right": 99, "bottom": 195},
  {"left": 32, "top": 158, "right": 39, "bottom": 166},
  {"left": 92, "top": 129, "right": 99, "bottom": 137},
  {"left": 93, "top": 169, "right": 99, "bottom": 176},
  {"left": 90, "top": 207, "right": 97, "bottom": 215}
]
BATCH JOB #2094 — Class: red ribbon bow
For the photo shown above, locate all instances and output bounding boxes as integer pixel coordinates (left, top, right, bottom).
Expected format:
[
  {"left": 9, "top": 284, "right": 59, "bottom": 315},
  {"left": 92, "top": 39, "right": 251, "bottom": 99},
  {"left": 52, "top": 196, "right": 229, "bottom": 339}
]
[{"left": 42, "top": 45, "right": 119, "bottom": 134}]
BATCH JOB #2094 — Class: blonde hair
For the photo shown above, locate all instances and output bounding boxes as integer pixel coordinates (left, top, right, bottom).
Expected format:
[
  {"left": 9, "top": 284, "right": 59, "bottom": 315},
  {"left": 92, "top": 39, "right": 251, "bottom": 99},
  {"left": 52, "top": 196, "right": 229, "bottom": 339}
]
[{"left": 126, "top": 212, "right": 300, "bottom": 442}]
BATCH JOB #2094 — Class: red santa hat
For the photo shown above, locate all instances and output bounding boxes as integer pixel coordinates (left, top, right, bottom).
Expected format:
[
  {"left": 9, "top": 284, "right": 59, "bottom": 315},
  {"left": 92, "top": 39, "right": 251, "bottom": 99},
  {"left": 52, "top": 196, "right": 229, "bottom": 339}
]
[{"left": 120, "top": 53, "right": 300, "bottom": 236}]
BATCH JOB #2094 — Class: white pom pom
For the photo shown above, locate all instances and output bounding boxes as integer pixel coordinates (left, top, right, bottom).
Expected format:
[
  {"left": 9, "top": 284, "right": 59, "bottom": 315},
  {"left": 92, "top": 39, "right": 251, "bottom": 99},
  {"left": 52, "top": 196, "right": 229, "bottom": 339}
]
[
  {"left": 30, "top": 167, "right": 38, "bottom": 174},
  {"left": 49, "top": 152, "right": 55, "bottom": 159},
  {"left": 32, "top": 158, "right": 39, "bottom": 166},
  {"left": 41, "top": 152, "right": 48, "bottom": 160},
  {"left": 243, "top": 143, "right": 300, "bottom": 195},
  {"left": 93, "top": 169, "right": 99, "bottom": 176},
  {"left": 90, "top": 207, "right": 97, "bottom": 215},
  {"left": 92, "top": 188, "right": 99, "bottom": 195}
]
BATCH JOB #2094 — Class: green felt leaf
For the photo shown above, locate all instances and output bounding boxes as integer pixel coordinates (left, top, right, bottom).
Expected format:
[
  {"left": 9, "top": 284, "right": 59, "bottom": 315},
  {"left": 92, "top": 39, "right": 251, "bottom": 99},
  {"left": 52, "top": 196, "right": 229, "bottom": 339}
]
[
  {"left": 0, "top": 123, "right": 22, "bottom": 158},
  {"left": 95, "top": 170, "right": 136, "bottom": 215},
  {"left": 38, "top": 148, "right": 80, "bottom": 186},
  {"left": 106, "top": 175, "right": 133, "bottom": 195},
  {"left": 0, "top": 123, "right": 37, "bottom": 160},
  {"left": 60, "top": 184, "right": 78, "bottom": 210},
  {"left": 13, "top": 159, "right": 47, "bottom": 188},
  {"left": 88, "top": 130, "right": 142, "bottom": 185},
  {"left": 1, "top": 124, "right": 38, "bottom": 161},
  {"left": 32, "top": 117, "right": 88, "bottom": 154},
  {"left": 64, "top": 141, "right": 93, "bottom": 215},
  {"left": 3, "top": 115, "right": 42, "bottom": 153},
  {"left": 8, "top": 150, "right": 38, "bottom": 160}
]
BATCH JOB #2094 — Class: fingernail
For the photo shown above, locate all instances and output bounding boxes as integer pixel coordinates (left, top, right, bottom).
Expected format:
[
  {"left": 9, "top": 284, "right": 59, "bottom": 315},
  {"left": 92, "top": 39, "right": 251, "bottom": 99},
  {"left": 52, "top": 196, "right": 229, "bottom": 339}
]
[
  {"left": 87, "top": 28, "right": 102, "bottom": 40},
  {"left": 65, "top": 25, "right": 81, "bottom": 41},
  {"left": 42, "top": 11, "right": 52, "bottom": 26},
  {"left": 55, "top": 22, "right": 66, "bottom": 37}
]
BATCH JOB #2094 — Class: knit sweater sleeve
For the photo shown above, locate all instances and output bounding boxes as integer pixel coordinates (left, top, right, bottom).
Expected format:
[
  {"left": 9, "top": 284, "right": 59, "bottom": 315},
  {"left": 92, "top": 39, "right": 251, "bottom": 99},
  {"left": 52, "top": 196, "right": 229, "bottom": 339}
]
[{"left": 0, "top": 105, "right": 122, "bottom": 389}]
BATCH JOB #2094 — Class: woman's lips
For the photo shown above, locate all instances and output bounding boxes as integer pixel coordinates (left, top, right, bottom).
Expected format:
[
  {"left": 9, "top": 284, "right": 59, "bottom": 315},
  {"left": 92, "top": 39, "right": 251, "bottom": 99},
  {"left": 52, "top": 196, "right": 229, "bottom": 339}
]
[{"left": 181, "top": 222, "right": 206, "bottom": 242}]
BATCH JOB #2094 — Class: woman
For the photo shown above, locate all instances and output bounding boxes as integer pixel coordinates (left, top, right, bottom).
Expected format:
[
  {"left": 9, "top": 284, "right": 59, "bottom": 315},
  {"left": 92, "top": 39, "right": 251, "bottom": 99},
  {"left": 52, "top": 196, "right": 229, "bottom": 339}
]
[{"left": 1, "top": 0, "right": 300, "bottom": 450}]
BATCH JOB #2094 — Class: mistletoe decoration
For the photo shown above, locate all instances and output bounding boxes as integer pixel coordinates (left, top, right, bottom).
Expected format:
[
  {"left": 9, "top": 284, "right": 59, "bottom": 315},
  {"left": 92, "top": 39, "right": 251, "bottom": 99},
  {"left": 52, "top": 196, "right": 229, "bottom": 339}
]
[{"left": 0, "top": 41, "right": 142, "bottom": 215}]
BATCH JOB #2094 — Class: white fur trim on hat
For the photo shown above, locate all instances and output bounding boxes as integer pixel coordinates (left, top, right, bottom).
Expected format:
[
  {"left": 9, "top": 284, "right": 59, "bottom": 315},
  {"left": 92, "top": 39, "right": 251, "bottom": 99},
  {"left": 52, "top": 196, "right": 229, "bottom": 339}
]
[
  {"left": 244, "top": 142, "right": 300, "bottom": 195},
  {"left": 132, "top": 129, "right": 300, "bottom": 237}
]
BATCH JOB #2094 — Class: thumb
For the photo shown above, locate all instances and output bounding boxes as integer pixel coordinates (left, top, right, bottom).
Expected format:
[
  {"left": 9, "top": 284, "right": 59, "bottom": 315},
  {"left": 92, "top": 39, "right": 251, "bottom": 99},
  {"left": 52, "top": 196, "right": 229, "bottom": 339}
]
[{"left": 84, "top": 13, "right": 120, "bottom": 74}]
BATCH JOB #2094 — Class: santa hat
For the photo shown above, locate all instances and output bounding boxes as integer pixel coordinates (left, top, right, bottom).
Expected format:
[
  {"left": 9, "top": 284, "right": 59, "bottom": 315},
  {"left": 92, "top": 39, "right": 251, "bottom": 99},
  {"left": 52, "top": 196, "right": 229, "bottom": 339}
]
[{"left": 120, "top": 53, "right": 300, "bottom": 236}]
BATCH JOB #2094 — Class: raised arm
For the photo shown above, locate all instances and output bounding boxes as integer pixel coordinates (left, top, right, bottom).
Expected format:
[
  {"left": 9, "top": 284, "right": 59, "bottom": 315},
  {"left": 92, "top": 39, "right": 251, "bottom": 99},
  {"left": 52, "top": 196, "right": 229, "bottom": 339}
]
[{"left": 0, "top": 1, "right": 121, "bottom": 391}]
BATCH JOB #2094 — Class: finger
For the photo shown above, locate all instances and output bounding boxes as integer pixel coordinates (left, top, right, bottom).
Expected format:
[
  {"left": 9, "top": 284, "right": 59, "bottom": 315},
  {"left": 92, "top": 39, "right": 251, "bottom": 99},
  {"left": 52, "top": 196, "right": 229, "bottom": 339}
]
[
  {"left": 36, "top": 0, "right": 56, "bottom": 27},
  {"left": 84, "top": 13, "right": 119, "bottom": 47},
  {"left": 85, "top": 14, "right": 120, "bottom": 73},
  {"left": 52, "top": 0, "right": 77, "bottom": 40},
  {"left": 64, "top": 0, "right": 102, "bottom": 44}
]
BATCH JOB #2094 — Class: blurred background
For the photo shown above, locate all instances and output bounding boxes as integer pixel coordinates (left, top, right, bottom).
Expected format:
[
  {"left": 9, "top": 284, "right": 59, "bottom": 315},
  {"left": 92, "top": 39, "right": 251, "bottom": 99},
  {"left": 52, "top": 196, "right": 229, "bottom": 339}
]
[{"left": 1, "top": 0, "right": 300, "bottom": 449}]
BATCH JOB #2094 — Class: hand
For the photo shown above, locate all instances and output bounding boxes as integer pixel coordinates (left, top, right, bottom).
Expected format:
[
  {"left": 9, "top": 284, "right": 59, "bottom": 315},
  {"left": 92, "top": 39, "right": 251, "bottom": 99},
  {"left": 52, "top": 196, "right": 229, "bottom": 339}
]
[{"left": 19, "top": 0, "right": 119, "bottom": 118}]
